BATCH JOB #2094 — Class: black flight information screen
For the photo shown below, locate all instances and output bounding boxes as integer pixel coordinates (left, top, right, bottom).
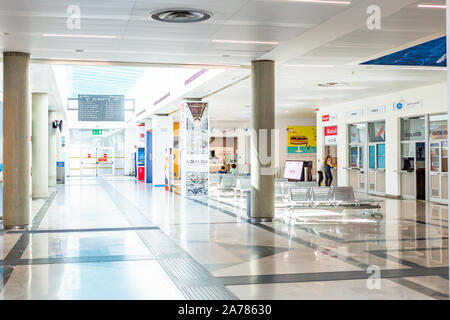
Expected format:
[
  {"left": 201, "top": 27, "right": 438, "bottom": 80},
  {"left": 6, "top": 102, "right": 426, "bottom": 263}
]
[{"left": 78, "top": 95, "right": 125, "bottom": 121}]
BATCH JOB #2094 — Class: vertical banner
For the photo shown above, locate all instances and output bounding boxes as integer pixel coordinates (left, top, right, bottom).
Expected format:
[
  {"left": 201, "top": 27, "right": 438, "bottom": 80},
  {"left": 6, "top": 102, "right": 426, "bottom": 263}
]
[{"left": 180, "top": 101, "right": 209, "bottom": 196}]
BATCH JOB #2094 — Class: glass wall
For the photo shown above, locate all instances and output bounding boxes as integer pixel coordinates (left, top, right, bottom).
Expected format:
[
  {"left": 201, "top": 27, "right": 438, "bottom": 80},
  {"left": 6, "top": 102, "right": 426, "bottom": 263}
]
[{"left": 69, "top": 129, "right": 125, "bottom": 176}]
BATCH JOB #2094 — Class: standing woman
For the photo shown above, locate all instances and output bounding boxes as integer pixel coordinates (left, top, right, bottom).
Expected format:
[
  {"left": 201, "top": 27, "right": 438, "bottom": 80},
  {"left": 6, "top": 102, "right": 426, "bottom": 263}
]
[
  {"left": 317, "top": 158, "right": 324, "bottom": 186},
  {"left": 324, "top": 156, "right": 336, "bottom": 187}
]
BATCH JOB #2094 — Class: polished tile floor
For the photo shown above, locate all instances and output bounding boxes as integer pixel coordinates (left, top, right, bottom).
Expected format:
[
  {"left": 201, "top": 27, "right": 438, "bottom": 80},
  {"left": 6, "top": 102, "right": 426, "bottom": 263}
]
[{"left": 0, "top": 176, "right": 448, "bottom": 300}]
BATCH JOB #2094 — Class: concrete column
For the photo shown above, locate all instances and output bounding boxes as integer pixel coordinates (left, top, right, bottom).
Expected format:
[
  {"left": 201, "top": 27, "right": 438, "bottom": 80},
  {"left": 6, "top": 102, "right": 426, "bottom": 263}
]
[
  {"left": 48, "top": 111, "right": 57, "bottom": 187},
  {"left": 32, "top": 93, "right": 49, "bottom": 198},
  {"left": 250, "top": 60, "right": 275, "bottom": 221},
  {"left": 3, "top": 52, "right": 31, "bottom": 228}
]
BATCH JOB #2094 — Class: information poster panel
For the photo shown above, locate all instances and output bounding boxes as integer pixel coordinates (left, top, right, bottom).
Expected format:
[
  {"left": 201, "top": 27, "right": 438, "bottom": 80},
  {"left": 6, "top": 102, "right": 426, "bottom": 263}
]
[
  {"left": 283, "top": 161, "right": 304, "bottom": 180},
  {"left": 78, "top": 95, "right": 124, "bottom": 121},
  {"left": 287, "top": 126, "right": 317, "bottom": 154},
  {"left": 180, "top": 101, "right": 209, "bottom": 196}
]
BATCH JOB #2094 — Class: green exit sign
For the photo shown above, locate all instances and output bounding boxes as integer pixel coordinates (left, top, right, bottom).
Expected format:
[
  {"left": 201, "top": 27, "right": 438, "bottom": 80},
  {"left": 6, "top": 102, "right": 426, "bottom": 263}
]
[{"left": 92, "top": 129, "right": 103, "bottom": 136}]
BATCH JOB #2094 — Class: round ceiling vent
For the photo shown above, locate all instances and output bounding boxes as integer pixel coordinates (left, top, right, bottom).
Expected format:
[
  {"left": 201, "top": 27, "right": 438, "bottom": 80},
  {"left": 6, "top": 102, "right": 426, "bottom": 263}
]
[
  {"left": 317, "top": 82, "right": 349, "bottom": 88},
  {"left": 150, "top": 8, "right": 213, "bottom": 23}
]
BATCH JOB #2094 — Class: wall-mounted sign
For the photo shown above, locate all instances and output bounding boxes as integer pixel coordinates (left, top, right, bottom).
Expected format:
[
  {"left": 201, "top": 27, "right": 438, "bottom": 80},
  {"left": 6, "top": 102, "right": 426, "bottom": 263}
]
[
  {"left": 322, "top": 113, "right": 337, "bottom": 122},
  {"left": 92, "top": 129, "right": 103, "bottom": 136},
  {"left": 406, "top": 100, "right": 423, "bottom": 109},
  {"left": 346, "top": 109, "right": 364, "bottom": 119},
  {"left": 366, "top": 105, "right": 386, "bottom": 115},
  {"left": 393, "top": 101, "right": 405, "bottom": 111},
  {"left": 287, "top": 126, "right": 317, "bottom": 154},
  {"left": 324, "top": 125, "right": 338, "bottom": 145}
]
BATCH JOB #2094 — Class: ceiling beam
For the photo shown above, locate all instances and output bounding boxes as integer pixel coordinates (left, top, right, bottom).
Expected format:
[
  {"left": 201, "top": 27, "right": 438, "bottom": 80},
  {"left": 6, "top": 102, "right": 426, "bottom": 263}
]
[{"left": 259, "top": 0, "right": 420, "bottom": 64}]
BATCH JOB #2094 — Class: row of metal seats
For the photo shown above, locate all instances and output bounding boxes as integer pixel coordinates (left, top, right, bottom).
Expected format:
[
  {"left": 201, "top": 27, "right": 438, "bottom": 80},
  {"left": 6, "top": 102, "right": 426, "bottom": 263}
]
[
  {"left": 288, "top": 186, "right": 381, "bottom": 209},
  {"left": 210, "top": 174, "right": 317, "bottom": 200}
]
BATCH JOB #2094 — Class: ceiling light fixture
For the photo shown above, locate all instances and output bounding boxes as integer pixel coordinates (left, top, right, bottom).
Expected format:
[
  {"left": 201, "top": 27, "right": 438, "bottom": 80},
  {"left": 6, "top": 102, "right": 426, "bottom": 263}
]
[
  {"left": 417, "top": 4, "right": 447, "bottom": 9},
  {"left": 283, "top": 64, "right": 335, "bottom": 68},
  {"left": 43, "top": 33, "right": 117, "bottom": 39},
  {"left": 283, "top": 0, "right": 351, "bottom": 4},
  {"left": 150, "top": 8, "right": 213, "bottom": 23},
  {"left": 212, "top": 39, "right": 279, "bottom": 45}
]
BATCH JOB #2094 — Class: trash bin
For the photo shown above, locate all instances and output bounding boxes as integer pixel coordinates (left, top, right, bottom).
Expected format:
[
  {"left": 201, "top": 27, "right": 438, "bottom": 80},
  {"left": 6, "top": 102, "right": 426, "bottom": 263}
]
[{"left": 57, "top": 161, "right": 65, "bottom": 184}]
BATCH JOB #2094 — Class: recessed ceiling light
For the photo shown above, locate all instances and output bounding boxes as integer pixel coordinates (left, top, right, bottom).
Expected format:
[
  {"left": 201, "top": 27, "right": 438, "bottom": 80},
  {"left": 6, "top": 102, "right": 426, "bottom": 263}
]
[
  {"left": 150, "top": 8, "right": 213, "bottom": 23},
  {"left": 283, "top": 0, "right": 351, "bottom": 4},
  {"left": 75, "top": 49, "right": 85, "bottom": 53},
  {"left": 417, "top": 4, "right": 447, "bottom": 9},
  {"left": 43, "top": 33, "right": 117, "bottom": 39},
  {"left": 212, "top": 39, "right": 279, "bottom": 45}
]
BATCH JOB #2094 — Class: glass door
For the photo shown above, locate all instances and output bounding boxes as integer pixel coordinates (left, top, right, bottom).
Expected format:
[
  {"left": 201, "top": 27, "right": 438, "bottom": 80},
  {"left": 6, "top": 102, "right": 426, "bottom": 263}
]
[
  {"left": 429, "top": 114, "right": 448, "bottom": 203},
  {"left": 368, "top": 121, "right": 386, "bottom": 195},
  {"left": 347, "top": 123, "right": 367, "bottom": 193},
  {"left": 81, "top": 147, "right": 97, "bottom": 177},
  {"left": 96, "top": 147, "right": 114, "bottom": 176},
  {"left": 400, "top": 117, "right": 426, "bottom": 200}
]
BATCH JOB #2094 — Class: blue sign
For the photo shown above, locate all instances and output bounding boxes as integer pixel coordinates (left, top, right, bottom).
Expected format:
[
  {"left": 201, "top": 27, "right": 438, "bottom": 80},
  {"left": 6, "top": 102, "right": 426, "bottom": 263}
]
[{"left": 362, "top": 36, "right": 446, "bottom": 67}]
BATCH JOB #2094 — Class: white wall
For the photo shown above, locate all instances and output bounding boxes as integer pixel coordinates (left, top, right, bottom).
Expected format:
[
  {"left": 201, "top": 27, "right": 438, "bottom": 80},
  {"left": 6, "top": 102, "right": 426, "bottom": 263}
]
[
  {"left": 124, "top": 127, "right": 137, "bottom": 175},
  {"left": 316, "top": 82, "right": 447, "bottom": 197}
]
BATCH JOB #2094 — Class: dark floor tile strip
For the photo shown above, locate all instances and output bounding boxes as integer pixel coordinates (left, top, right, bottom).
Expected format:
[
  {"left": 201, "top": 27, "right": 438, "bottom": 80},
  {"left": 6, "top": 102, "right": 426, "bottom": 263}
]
[
  {"left": 4, "top": 254, "right": 156, "bottom": 266},
  {"left": 216, "top": 267, "right": 449, "bottom": 286},
  {"left": 186, "top": 195, "right": 449, "bottom": 299},
  {"left": 388, "top": 278, "right": 449, "bottom": 300},
  {"left": 102, "top": 180, "right": 238, "bottom": 301},
  {"left": 368, "top": 247, "right": 449, "bottom": 253},
  {"left": 1, "top": 192, "right": 57, "bottom": 290},
  {"left": 404, "top": 219, "right": 448, "bottom": 229},
  {"left": 187, "top": 196, "right": 370, "bottom": 270},
  {"left": 7, "top": 226, "right": 160, "bottom": 234},
  {"left": 369, "top": 251, "right": 446, "bottom": 271},
  {"left": 31, "top": 191, "right": 58, "bottom": 230}
]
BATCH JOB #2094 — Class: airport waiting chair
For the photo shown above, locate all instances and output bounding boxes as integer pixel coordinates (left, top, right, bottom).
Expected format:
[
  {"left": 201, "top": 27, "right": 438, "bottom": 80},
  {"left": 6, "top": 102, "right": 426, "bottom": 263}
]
[
  {"left": 209, "top": 174, "right": 222, "bottom": 185},
  {"left": 311, "top": 187, "right": 333, "bottom": 207},
  {"left": 218, "top": 175, "right": 236, "bottom": 197},
  {"left": 332, "top": 186, "right": 359, "bottom": 207},
  {"left": 289, "top": 187, "right": 312, "bottom": 209},
  {"left": 234, "top": 177, "right": 252, "bottom": 200}
]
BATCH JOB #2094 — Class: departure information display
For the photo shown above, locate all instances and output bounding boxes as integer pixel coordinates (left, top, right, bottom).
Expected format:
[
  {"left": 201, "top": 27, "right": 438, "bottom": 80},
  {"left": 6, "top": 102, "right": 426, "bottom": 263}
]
[{"left": 78, "top": 95, "right": 125, "bottom": 121}]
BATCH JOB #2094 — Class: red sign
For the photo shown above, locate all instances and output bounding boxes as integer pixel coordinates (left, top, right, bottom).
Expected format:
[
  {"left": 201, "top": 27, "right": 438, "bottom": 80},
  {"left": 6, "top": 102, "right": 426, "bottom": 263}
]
[
  {"left": 322, "top": 115, "right": 330, "bottom": 122},
  {"left": 88, "top": 154, "right": 91, "bottom": 158},
  {"left": 325, "top": 126, "right": 338, "bottom": 136}
]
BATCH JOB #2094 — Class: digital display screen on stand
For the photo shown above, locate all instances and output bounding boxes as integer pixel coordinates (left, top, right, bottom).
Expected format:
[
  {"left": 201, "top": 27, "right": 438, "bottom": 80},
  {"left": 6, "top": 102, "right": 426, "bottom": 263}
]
[{"left": 283, "top": 161, "right": 304, "bottom": 181}]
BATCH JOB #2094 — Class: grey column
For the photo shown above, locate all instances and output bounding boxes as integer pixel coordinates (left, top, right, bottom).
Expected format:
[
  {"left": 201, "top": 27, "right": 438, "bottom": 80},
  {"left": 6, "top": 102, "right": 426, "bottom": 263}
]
[
  {"left": 32, "top": 93, "right": 49, "bottom": 198},
  {"left": 3, "top": 52, "right": 31, "bottom": 228},
  {"left": 250, "top": 60, "right": 275, "bottom": 221},
  {"left": 48, "top": 111, "right": 57, "bottom": 187}
]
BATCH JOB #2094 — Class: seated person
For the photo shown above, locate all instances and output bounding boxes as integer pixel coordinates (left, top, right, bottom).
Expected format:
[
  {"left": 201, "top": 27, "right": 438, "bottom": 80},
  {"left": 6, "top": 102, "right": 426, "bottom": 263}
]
[
  {"left": 229, "top": 163, "right": 238, "bottom": 175},
  {"left": 217, "top": 166, "right": 227, "bottom": 174}
]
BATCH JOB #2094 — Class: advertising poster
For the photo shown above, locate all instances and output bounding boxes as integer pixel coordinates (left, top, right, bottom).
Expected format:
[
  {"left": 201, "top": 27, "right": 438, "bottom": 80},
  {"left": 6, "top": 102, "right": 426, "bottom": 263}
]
[
  {"left": 180, "top": 101, "right": 209, "bottom": 196},
  {"left": 287, "top": 126, "right": 317, "bottom": 154}
]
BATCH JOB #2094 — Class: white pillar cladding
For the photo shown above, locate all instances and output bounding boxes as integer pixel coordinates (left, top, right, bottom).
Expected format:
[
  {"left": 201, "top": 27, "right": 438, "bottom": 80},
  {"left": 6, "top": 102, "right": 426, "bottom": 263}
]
[
  {"left": 180, "top": 101, "right": 209, "bottom": 196},
  {"left": 32, "top": 93, "right": 49, "bottom": 198},
  {"left": 48, "top": 110, "right": 57, "bottom": 187},
  {"left": 3, "top": 52, "right": 31, "bottom": 228},
  {"left": 152, "top": 115, "right": 173, "bottom": 186},
  {"left": 250, "top": 60, "right": 275, "bottom": 221}
]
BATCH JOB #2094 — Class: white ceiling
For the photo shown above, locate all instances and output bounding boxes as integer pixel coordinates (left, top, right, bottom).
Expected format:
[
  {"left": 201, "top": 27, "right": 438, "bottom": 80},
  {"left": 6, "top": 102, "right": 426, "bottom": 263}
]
[{"left": 0, "top": 0, "right": 447, "bottom": 122}]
